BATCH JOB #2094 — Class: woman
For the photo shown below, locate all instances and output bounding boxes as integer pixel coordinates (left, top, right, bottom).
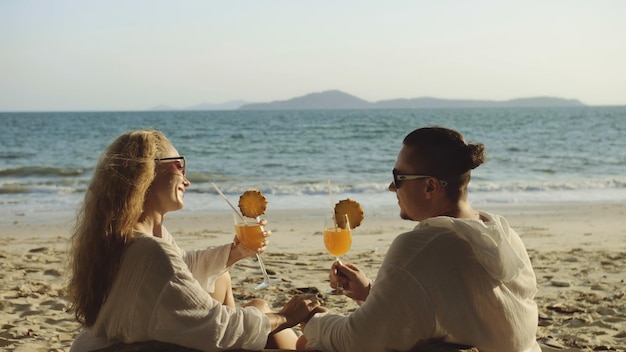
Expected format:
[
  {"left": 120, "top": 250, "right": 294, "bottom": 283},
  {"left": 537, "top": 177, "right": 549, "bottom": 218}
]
[
  {"left": 299, "top": 126, "right": 540, "bottom": 352},
  {"left": 68, "top": 129, "right": 321, "bottom": 351}
]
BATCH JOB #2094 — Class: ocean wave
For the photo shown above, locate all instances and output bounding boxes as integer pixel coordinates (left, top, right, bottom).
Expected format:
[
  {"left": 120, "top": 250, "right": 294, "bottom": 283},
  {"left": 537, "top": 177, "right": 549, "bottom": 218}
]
[
  {"left": 469, "top": 178, "right": 626, "bottom": 192},
  {"left": 190, "top": 181, "right": 389, "bottom": 197},
  {"left": 188, "top": 178, "right": 626, "bottom": 196},
  {"left": 0, "top": 166, "right": 88, "bottom": 177},
  {"left": 3, "top": 177, "right": 626, "bottom": 197},
  {"left": 0, "top": 186, "right": 28, "bottom": 194},
  {"left": 0, "top": 180, "right": 85, "bottom": 195},
  {"left": 0, "top": 151, "right": 38, "bottom": 160}
]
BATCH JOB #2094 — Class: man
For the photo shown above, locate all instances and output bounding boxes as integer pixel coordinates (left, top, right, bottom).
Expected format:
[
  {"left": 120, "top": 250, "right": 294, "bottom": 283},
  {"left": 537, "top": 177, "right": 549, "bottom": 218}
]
[{"left": 299, "top": 126, "right": 541, "bottom": 352}]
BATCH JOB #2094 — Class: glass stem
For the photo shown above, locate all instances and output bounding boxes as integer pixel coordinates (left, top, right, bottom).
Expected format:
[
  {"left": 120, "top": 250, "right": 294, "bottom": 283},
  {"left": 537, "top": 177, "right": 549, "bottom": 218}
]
[
  {"left": 335, "top": 257, "right": 343, "bottom": 290},
  {"left": 255, "top": 216, "right": 272, "bottom": 282},
  {"left": 256, "top": 253, "right": 272, "bottom": 281}
]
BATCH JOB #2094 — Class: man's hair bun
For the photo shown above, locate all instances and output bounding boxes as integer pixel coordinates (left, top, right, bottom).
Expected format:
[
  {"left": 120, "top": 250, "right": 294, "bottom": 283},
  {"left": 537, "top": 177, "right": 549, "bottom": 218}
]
[{"left": 466, "top": 142, "right": 486, "bottom": 170}]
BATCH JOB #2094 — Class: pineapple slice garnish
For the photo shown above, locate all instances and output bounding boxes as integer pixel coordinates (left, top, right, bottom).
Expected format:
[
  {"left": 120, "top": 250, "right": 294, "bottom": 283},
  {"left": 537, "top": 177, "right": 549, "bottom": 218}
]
[
  {"left": 238, "top": 190, "right": 268, "bottom": 218},
  {"left": 334, "top": 198, "right": 364, "bottom": 229}
]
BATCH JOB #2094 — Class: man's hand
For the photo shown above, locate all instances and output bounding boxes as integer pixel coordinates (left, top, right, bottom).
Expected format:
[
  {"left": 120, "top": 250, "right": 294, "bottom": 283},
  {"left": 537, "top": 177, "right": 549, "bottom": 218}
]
[{"left": 330, "top": 261, "right": 371, "bottom": 302}]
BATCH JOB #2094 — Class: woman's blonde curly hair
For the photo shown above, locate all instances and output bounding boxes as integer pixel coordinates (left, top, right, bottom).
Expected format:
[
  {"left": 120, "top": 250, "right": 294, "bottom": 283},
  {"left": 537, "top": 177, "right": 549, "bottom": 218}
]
[{"left": 68, "top": 129, "right": 172, "bottom": 326}]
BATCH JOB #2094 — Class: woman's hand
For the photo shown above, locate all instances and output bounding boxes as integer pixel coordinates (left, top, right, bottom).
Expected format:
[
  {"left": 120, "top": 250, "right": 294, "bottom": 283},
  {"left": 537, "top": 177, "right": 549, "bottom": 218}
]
[
  {"left": 273, "top": 294, "right": 326, "bottom": 332},
  {"left": 330, "top": 261, "right": 371, "bottom": 302},
  {"left": 246, "top": 295, "right": 326, "bottom": 335}
]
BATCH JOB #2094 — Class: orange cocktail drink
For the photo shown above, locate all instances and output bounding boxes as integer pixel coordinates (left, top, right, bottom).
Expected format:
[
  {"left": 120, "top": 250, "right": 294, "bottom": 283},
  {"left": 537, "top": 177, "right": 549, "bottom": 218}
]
[
  {"left": 235, "top": 223, "right": 264, "bottom": 250},
  {"left": 324, "top": 227, "right": 352, "bottom": 257}
]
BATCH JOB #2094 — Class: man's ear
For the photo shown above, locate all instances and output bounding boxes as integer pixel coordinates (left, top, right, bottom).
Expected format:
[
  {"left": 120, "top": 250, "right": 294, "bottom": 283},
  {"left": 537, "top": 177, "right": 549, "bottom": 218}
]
[{"left": 424, "top": 178, "right": 436, "bottom": 197}]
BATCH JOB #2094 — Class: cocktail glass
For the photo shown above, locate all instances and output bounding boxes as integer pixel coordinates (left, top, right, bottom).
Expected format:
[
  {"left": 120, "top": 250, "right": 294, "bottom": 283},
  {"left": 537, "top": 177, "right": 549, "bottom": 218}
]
[
  {"left": 323, "top": 213, "right": 352, "bottom": 295},
  {"left": 234, "top": 213, "right": 281, "bottom": 290}
]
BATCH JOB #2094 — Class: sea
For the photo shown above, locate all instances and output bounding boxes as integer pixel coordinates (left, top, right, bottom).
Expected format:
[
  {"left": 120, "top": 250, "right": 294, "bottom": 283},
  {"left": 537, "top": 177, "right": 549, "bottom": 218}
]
[{"left": 1, "top": 107, "right": 625, "bottom": 218}]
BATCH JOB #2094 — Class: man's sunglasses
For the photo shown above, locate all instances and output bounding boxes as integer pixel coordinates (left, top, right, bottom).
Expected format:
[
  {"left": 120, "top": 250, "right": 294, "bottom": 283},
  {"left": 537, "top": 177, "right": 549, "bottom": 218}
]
[{"left": 392, "top": 168, "right": 447, "bottom": 189}]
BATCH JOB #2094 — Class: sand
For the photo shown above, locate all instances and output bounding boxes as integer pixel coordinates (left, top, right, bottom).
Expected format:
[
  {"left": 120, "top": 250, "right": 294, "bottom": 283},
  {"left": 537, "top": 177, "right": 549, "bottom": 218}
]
[{"left": 1, "top": 201, "right": 625, "bottom": 351}]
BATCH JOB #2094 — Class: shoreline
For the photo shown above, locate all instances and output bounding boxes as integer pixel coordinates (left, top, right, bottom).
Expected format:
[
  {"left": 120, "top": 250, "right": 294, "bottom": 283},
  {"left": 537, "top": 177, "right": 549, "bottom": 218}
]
[
  {"left": 1, "top": 201, "right": 625, "bottom": 351},
  {"left": 4, "top": 200, "right": 625, "bottom": 252}
]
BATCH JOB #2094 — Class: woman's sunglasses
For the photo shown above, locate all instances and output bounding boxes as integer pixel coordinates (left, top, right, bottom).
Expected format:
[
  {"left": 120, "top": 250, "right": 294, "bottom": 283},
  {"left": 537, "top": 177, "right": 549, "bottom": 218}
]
[{"left": 155, "top": 156, "right": 186, "bottom": 176}]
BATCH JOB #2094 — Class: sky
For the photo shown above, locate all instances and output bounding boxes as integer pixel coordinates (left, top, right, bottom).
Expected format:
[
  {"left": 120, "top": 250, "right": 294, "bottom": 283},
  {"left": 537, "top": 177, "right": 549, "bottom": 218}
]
[{"left": 1, "top": 0, "right": 625, "bottom": 111}]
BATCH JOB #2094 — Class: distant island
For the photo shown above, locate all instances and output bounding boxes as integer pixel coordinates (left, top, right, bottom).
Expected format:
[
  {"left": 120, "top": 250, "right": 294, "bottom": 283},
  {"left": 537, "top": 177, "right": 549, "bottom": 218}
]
[
  {"left": 239, "top": 90, "right": 585, "bottom": 110},
  {"left": 152, "top": 90, "right": 585, "bottom": 111}
]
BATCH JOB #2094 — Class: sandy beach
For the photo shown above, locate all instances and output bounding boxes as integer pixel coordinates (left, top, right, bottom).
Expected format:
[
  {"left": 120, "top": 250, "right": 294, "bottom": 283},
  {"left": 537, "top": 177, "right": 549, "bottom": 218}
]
[{"left": 1, "top": 201, "right": 625, "bottom": 351}]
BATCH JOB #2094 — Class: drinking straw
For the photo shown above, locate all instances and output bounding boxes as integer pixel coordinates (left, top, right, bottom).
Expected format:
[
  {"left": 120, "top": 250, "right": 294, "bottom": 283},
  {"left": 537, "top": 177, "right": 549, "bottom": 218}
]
[
  {"left": 211, "top": 182, "right": 246, "bottom": 222},
  {"left": 328, "top": 179, "right": 337, "bottom": 229},
  {"left": 327, "top": 179, "right": 334, "bottom": 212}
]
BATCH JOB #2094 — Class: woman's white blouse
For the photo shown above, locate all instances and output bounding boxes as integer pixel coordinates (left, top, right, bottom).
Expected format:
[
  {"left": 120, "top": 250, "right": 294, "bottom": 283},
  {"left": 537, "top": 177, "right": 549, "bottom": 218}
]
[{"left": 70, "top": 231, "right": 270, "bottom": 352}]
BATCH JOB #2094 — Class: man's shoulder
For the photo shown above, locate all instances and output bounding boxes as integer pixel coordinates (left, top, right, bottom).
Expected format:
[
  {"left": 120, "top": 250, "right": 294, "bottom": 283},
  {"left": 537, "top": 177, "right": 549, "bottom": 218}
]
[
  {"left": 396, "top": 223, "right": 459, "bottom": 242},
  {"left": 392, "top": 225, "right": 473, "bottom": 257}
]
